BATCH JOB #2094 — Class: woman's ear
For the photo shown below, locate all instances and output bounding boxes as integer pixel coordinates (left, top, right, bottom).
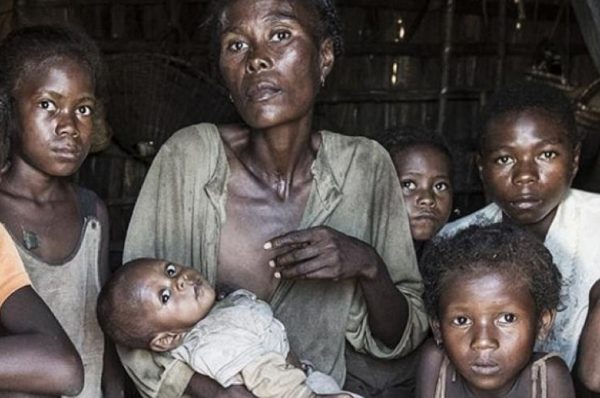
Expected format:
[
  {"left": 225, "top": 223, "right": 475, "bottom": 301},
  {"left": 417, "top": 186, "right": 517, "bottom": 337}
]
[
  {"left": 570, "top": 143, "right": 581, "bottom": 182},
  {"left": 319, "top": 37, "right": 335, "bottom": 84},
  {"left": 536, "top": 309, "right": 556, "bottom": 341},
  {"left": 430, "top": 318, "right": 443, "bottom": 347},
  {"left": 149, "top": 331, "right": 186, "bottom": 352}
]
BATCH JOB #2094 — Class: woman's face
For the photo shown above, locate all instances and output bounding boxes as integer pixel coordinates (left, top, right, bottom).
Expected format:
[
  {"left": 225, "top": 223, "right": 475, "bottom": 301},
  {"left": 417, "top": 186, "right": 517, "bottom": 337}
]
[{"left": 218, "top": 0, "right": 333, "bottom": 130}]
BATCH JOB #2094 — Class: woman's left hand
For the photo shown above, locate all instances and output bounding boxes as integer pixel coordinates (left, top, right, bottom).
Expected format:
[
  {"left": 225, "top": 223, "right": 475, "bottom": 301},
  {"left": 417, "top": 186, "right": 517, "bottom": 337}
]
[{"left": 264, "top": 226, "right": 381, "bottom": 281}]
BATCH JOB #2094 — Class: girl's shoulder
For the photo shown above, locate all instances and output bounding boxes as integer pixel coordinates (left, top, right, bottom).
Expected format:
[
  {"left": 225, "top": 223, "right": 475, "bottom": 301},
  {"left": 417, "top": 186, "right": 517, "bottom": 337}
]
[{"left": 524, "top": 353, "right": 574, "bottom": 398}]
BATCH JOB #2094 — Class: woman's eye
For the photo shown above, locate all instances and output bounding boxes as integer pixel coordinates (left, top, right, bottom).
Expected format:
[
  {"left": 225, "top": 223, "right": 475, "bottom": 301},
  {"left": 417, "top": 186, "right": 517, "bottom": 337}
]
[
  {"left": 401, "top": 180, "right": 416, "bottom": 190},
  {"left": 165, "top": 264, "right": 177, "bottom": 277},
  {"left": 271, "top": 30, "right": 291, "bottom": 42},
  {"left": 434, "top": 182, "right": 449, "bottom": 192},
  {"left": 451, "top": 316, "right": 470, "bottom": 326},
  {"left": 77, "top": 105, "right": 93, "bottom": 116},
  {"left": 499, "top": 313, "right": 517, "bottom": 324},
  {"left": 160, "top": 289, "right": 171, "bottom": 304},
  {"left": 495, "top": 155, "right": 512, "bottom": 165},
  {"left": 227, "top": 41, "right": 248, "bottom": 52}
]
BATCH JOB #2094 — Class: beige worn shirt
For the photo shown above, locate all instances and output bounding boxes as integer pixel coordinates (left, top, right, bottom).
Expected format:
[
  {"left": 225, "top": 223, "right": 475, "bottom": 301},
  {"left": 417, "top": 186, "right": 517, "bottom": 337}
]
[{"left": 120, "top": 123, "right": 428, "bottom": 398}]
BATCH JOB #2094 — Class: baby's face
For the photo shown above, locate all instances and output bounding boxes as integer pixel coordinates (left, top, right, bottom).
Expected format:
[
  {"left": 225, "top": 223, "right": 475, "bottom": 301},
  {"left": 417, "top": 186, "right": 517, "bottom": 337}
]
[
  {"left": 132, "top": 260, "right": 216, "bottom": 333},
  {"left": 434, "top": 271, "right": 545, "bottom": 396},
  {"left": 390, "top": 145, "right": 453, "bottom": 241}
]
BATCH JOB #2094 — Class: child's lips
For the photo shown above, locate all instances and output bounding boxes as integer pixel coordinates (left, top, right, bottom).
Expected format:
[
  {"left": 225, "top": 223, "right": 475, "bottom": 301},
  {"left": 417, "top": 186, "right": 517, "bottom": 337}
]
[{"left": 471, "top": 360, "right": 500, "bottom": 375}]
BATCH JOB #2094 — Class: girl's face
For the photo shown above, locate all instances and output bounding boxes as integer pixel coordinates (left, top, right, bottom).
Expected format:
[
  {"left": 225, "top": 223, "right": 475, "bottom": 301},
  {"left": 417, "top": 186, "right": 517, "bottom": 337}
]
[
  {"left": 13, "top": 57, "right": 95, "bottom": 177},
  {"left": 391, "top": 145, "right": 453, "bottom": 241},
  {"left": 218, "top": 0, "right": 333, "bottom": 130},
  {"left": 478, "top": 110, "right": 579, "bottom": 236},
  {"left": 432, "top": 271, "right": 553, "bottom": 396}
]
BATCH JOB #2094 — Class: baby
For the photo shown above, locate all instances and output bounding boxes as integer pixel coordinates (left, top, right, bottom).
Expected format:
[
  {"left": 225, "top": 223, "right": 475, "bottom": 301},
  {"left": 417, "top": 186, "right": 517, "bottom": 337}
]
[
  {"left": 416, "top": 223, "right": 574, "bottom": 397},
  {"left": 97, "top": 258, "right": 358, "bottom": 398}
]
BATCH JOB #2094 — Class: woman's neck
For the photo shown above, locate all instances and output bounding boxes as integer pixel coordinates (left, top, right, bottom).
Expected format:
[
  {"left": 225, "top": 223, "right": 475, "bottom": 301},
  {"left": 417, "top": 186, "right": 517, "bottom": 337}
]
[{"left": 0, "top": 159, "right": 68, "bottom": 202}]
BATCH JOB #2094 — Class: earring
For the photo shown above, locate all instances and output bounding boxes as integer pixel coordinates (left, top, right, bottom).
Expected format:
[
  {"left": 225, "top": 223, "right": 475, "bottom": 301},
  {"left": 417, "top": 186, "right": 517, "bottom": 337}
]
[
  {"left": 320, "top": 75, "right": 326, "bottom": 88},
  {"left": 435, "top": 338, "right": 442, "bottom": 348},
  {"left": 229, "top": 93, "right": 234, "bottom": 103}
]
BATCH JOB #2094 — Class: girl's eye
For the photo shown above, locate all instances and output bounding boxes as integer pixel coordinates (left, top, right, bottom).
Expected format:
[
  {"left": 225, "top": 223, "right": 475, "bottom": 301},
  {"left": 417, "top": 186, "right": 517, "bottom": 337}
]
[
  {"left": 271, "top": 30, "right": 291, "bottom": 42},
  {"left": 160, "top": 289, "right": 171, "bottom": 304},
  {"left": 434, "top": 182, "right": 449, "bottom": 192},
  {"left": 165, "top": 263, "right": 177, "bottom": 277},
  {"left": 39, "top": 100, "right": 56, "bottom": 111},
  {"left": 539, "top": 151, "right": 557, "bottom": 160},
  {"left": 451, "top": 316, "right": 471, "bottom": 326},
  {"left": 401, "top": 180, "right": 416, "bottom": 191},
  {"left": 495, "top": 155, "right": 512, "bottom": 165},
  {"left": 499, "top": 313, "right": 517, "bottom": 324}
]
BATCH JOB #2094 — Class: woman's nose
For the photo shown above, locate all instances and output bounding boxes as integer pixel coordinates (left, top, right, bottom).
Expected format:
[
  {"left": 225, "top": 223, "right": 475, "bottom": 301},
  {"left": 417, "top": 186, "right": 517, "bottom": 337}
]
[
  {"left": 512, "top": 160, "right": 538, "bottom": 185},
  {"left": 246, "top": 47, "right": 272, "bottom": 73},
  {"left": 55, "top": 111, "right": 79, "bottom": 138}
]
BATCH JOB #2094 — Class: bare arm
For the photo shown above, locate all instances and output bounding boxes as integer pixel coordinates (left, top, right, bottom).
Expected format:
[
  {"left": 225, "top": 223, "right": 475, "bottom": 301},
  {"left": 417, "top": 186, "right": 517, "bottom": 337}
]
[
  {"left": 0, "top": 286, "right": 83, "bottom": 396},
  {"left": 95, "top": 199, "right": 125, "bottom": 398},
  {"left": 185, "top": 374, "right": 257, "bottom": 398},
  {"left": 415, "top": 339, "right": 444, "bottom": 398},
  {"left": 577, "top": 279, "right": 600, "bottom": 392},
  {"left": 546, "top": 356, "right": 575, "bottom": 398}
]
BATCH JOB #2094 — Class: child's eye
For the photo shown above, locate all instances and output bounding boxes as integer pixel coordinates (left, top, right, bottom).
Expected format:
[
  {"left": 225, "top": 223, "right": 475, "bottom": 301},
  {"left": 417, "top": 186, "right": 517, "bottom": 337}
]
[
  {"left": 271, "top": 30, "right": 291, "bottom": 42},
  {"left": 38, "top": 100, "right": 56, "bottom": 111},
  {"left": 165, "top": 263, "right": 177, "bottom": 277},
  {"left": 498, "top": 313, "right": 517, "bottom": 324},
  {"left": 495, "top": 155, "right": 513, "bottom": 165},
  {"left": 400, "top": 180, "right": 416, "bottom": 191},
  {"left": 451, "top": 316, "right": 471, "bottom": 326},
  {"left": 76, "top": 105, "right": 94, "bottom": 116},
  {"left": 160, "top": 289, "right": 171, "bottom": 304},
  {"left": 434, "top": 182, "right": 450, "bottom": 192},
  {"left": 539, "top": 151, "right": 557, "bottom": 160}
]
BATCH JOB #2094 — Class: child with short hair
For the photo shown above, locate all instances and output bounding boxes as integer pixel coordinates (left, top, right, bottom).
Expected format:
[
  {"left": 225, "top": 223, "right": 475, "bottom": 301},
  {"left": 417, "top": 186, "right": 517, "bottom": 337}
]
[
  {"left": 417, "top": 223, "right": 574, "bottom": 398},
  {"left": 0, "top": 25, "right": 121, "bottom": 397},
  {"left": 97, "top": 258, "right": 360, "bottom": 398},
  {"left": 378, "top": 126, "right": 453, "bottom": 257},
  {"left": 439, "top": 80, "right": 600, "bottom": 369}
]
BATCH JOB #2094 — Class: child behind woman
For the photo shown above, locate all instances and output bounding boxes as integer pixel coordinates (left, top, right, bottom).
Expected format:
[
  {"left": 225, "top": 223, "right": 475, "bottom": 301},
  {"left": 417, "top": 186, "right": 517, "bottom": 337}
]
[
  {"left": 417, "top": 223, "right": 574, "bottom": 398},
  {"left": 0, "top": 25, "right": 121, "bottom": 397},
  {"left": 378, "top": 126, "right": 453, "bottom": 258},
  {"left": 97, "top": 258, "right": 360, "bottom": 398}
]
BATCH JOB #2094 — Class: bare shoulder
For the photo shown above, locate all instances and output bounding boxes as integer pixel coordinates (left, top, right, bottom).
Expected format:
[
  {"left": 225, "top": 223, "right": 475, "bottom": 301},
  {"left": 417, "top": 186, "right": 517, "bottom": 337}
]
[
  {"left": 415, "top": 339, "right": 445, "bottom": 398},
  {"left": 530, "top": 354, "right": 575, "bottom": 398}
]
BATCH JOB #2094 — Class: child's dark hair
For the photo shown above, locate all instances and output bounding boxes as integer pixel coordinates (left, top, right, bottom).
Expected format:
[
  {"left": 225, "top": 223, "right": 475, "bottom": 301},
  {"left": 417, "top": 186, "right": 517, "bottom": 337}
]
[
  {"left": 97, "top": 259, "right": 159, "bottom": 349},
  {"left": 205, "top": 0, "right": 344, "bottom": 76},
  {"left": 420, "top": 223, "right": 562, "bottom": 320},
  {"left": 478, "top": 80, "right": 581, "bottom": 150},
  {"left": 0, "top": 24, "right": 110, "bottom": 166}
]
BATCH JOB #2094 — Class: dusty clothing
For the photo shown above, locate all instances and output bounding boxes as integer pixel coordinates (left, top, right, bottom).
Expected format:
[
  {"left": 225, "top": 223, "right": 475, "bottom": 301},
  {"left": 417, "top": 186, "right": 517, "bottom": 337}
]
[
  {"left": 120, "top": 123, "right": 428, "bottom": 398},
  {"left": 172, "top": 289, "right": 350, "bottom": 398},
  {"left": 16, "top": 188, "right": 105, "bottom": 398},
  {"left": 433, "top": 352, "right": 560, "bottom": 398},
  {"left": 439, "top": 189, "right": 600, "bottom": 369},
  {"left": 0, "top": 223, "right": 30, "bottom": 308}
]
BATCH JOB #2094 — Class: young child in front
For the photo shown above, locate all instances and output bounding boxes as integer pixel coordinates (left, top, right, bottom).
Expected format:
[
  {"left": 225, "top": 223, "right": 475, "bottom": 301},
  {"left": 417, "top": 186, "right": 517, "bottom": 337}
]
[
  {"left": 378, "top": 126, "right": 453, "bottom": 258},
  {"left": 0, "top": 25, "right": 122, "bottom": 397},
  {"left": 417, "top": 223, "right": 574, "bottom": 398},
  {"left": 97, "top": 258, "right": 360, "bottom": 398},
  {"left": 439, "top": 81, "right": 600, "bottom": 369}
]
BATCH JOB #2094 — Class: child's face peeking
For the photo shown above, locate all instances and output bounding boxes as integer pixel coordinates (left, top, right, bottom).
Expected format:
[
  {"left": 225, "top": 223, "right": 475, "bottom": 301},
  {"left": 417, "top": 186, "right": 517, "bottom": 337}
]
[
  {"left": 133, "top": 260, "right": 216, "bottom": 338},
  {"left": 432, "top": 270, "right": 553, "bottom": 396},
  {"left": 12, "top": 57, "right": 96, "bottom": 177},
  {"left": 478, "top": 109, "right": 579, "bottom": 236},
  {"left": 390, "top": 145, "right": 453, "bottom": 241}
]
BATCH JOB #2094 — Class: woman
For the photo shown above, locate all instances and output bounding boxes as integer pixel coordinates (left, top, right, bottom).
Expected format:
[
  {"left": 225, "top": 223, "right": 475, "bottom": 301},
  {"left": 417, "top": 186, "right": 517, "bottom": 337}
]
[{"left": 119, "top": 1, "right": 428, "bottom": 397}]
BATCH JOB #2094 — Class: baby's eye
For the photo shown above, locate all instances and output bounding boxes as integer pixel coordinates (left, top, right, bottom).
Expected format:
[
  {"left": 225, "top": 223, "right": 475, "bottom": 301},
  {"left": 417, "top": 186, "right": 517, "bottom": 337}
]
[
  {"left": 539, "top": 151, "right": 557, "bottom": 160},
  {"left": 451, "top": 316, "right": 471, "bottom": 326},
  {"left": 498, "top": 313, "right": 517, "bottom": 324},
  {"left": 271, "top": 30, "right": 291, "bottom": 42},
  {"left": 495, "top": 155, "right": 513, "bottom": 165},
  {"left": 400, "top": 180, "right": 416, "bottom": 191},
  {"left": 434, "top": 182, "right": 450, "bottom": 192},
  {"left": 38, "top": 100, "right": 56, "bottom": 111},
  {"left": 165, "top": 263, "right": 177, "bottom": 277},
  {"left": 160, "top": 289, "right": 171, "bottom": 304}
]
